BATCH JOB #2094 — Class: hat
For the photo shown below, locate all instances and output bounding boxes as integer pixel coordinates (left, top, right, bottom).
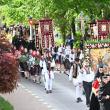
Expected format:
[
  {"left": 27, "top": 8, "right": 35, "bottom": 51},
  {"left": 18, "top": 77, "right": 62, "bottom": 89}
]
[
  {"left": 102, "top": 75, "right": 108, "bottom": 79},
  {"left": 105, "top": 74, "right": 110, "bottom": 77},
  {"left": 102, "top": 74, "right": 110, "bottom": 79},
  {"left": 99, "top": 65, "right": 103, "bottom": 68}
]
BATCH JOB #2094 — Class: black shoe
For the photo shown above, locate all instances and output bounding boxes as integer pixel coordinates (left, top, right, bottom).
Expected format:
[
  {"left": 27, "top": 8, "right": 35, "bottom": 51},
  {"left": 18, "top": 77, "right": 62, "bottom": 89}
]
[
  {"left": 39, "top": 81, "right": 42, "bottom": 84},
  {"left": 49, "top": 90, "right": 52, "bottom": 93},
  {"left": 25, "top": 77, "right": 28, "bottom": 79},
  {"left": 87, "top": 104, "right": 90, "bottom": 108},
  {"left": 78, "top": 98, "right": 83, "bottom": 102},
  {"left": 76, "top": 98, "right": 80, "bottom": 103},
  {"left": 76, "top": 98, "right": 82, "bottom": 103}
]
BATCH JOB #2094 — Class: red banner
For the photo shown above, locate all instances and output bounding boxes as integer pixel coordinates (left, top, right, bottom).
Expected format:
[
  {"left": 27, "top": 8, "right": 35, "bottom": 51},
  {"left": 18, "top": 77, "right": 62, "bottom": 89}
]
[
  {"left": 98, "top": 20, "right": 109, "bottom": 36},
  {"left": 39, "top": 18, "right": 54, "bottom": 48},
  {"left": 35, "top": 24, "right": 39, "bottom": 48}
]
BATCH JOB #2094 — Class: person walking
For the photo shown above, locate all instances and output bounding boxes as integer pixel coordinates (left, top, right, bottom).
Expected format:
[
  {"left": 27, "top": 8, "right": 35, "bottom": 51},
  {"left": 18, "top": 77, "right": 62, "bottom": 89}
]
[
  {"left": 70, "top": 58, "right": 83, "bottom": 103},
  {"left": 98, "top": 74, "right": 110, "bottom": 110},
  {"left": 82, "top": 61, "right": 95, "bottom": 108},
  {"left": 40, "top": 55, "right": 47, "bottom": 88},
  {"left": 45, "top": 62, "right": 54, "bottom": 94},
  {"left": 90, "top": 66, "right": 104, "bottom": 110}
]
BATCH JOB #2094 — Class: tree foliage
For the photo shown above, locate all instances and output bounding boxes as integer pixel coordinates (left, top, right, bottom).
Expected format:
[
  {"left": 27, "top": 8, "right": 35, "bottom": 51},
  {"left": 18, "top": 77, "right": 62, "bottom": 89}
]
[{"left": 1, "top": 0, "right": 110, "bottom": 41}]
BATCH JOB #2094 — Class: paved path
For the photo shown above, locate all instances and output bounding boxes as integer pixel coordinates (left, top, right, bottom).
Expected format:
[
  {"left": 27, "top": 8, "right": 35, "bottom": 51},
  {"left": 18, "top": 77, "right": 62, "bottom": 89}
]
[
  {"left": 20, "top": 72, "right": 87, "bottom": 110},
  {"left": 1, "top": 71, "right": 88, "bottom": 110},
  {"left": 1, "top": 85, "right": 51, "bottom": 110}
]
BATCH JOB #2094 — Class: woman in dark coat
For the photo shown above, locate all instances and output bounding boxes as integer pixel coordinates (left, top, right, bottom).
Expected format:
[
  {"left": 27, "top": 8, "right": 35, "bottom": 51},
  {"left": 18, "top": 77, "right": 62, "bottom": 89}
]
[
  {"left": 98, "top": 75, "right": 110, "bottom": 110},
  {"left": 90, "top": 66, "right": 104, "bottom": 110}
]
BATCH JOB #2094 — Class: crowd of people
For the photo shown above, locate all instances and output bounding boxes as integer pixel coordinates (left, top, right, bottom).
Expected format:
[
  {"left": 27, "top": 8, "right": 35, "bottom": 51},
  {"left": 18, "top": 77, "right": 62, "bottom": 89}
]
[
  {"left": 1, "top": 25, "right": 110, "bottom": 110},
  {"left": 12, "top": 39, "right": 110, "bottom": 110}
]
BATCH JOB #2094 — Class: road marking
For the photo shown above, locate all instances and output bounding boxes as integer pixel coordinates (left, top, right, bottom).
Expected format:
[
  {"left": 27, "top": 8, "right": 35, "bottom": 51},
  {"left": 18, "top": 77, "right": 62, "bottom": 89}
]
[
  {"left": 24, "top": 88, "right": 29, "bottom": 91},
  {"left": 19, "top": 83, "right": 54, "bottom": 110},
  {"left": 27, "top": 90, "right": 32, "bottom": 93},
  {"left": 21, "top": 86, "right": 25, "bottom": 89},
  {"left": 18, "top": 83, "right": 25, "bottom": 89},
  {"left": 43, "top": 102, "right": 48, "bottom": 105},
  {"left": 38, "top": 99, "right": 44, "bottom": 102},
  {"left": 35, "top": 96, "right": 39, "bottom": 98},
  {"left": 47, "top": 105, "right": 52, "bottom": 108},
  {"left": 18, "top": 83, "right": 21, "bottom": 86},
  {"left": 31, "top": 93, "right": 37, "bottom": 96}
]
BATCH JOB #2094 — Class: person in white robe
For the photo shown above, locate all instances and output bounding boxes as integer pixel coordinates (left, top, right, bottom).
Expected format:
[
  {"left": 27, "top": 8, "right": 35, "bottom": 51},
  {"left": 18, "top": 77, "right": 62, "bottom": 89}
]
[
  {"left": 69, "top": 58, "right": 83, "bottom": 102},
  {"left": 40, "top": 56, "right": 47, "bottom": 88}
]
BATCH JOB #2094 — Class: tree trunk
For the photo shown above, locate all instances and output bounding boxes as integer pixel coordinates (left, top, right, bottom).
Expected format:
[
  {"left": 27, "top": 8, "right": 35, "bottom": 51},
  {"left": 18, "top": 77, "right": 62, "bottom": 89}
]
[
  {"left": 71, "top": 17, "right": 76, "bottom": 37},
  {"left": 60, "top": 26, "right": 66, "bottom": 44}
]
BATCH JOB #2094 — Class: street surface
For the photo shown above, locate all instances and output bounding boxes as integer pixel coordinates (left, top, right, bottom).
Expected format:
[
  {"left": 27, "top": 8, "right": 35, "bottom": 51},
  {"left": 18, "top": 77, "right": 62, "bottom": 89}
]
[{"left": 20, "top": 71, "right": 87, "bottom": 110}]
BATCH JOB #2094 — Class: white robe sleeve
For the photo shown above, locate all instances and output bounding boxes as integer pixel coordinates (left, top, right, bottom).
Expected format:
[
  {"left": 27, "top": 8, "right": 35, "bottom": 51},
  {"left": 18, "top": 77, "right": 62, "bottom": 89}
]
[
  {"left": 77, "top": 71, "right": 83, "bottom": 83},
  {"left": 51, "top": 59, "right": 56, "bottom": 67},
  {"left": 69, "top": 66, "right": 73, "bottom": 81},
  {"left": 51, "top": 71, "right": 54, "bottom": 79}
]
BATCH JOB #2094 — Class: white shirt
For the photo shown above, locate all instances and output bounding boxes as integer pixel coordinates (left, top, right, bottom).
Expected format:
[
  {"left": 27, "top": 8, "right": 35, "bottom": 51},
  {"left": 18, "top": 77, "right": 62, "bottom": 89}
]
[
  {"left": 40, "top": 60, "right": 47, "bottom": 71},
  {"left": 79, "top": 52, "right": 84, "bottom": 60},
  {"left": 81, "top": 68, "right": 95, "bottom": 82},
  {"left": 65, "top": 48, "right": 71, "bottom": 55},
  {"left": 69, "top": 53, "right": 75, "bottom": 62},
  {"left": 70, "top": 65, "right": 82, "bottom": 85},
  {"left": 58, "top": 46, "right": 62, "bottom": 55}
]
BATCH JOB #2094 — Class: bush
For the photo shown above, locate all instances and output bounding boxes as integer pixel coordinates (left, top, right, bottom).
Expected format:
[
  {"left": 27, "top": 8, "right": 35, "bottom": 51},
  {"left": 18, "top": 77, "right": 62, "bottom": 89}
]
[
  {"left": 0, "top": 36, "right": 18, "bottom": 93},
  {"left": 0, "top": 96, "right": 14, "bottom": 110}
]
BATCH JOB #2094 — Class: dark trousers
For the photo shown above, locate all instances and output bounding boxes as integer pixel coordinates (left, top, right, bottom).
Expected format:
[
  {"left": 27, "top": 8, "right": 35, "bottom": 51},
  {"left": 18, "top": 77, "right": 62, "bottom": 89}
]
[
  {"left": 83, "top": 81, "right": 92, "bottom": 105},
  {"left": 90, "top": 93, "right": 100, "bottom": 110}
]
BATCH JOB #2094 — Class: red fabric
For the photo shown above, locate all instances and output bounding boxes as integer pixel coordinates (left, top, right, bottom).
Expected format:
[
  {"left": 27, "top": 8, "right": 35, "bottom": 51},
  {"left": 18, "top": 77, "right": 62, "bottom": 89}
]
[
  {"left": 35, "top": 25, "right": 39, "bottom": 48},
  {"left": 92, "top": 79, "right": 100, "bottom": 90},
  {"left": 39, "top": 19, "right": 54, "bottom": 48},
  {"left": 98, "top": 20, "right": 109, "bottom": 36},
  {"left": 32, "top": 51, "right": 37, "bottom": 57}
]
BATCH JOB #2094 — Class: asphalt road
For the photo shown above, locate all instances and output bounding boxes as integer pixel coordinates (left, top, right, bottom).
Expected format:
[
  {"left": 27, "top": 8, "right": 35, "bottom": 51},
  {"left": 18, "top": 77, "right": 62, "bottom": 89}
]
[{"left": 20, "top": 71, "right": 87, "bottom": 110}]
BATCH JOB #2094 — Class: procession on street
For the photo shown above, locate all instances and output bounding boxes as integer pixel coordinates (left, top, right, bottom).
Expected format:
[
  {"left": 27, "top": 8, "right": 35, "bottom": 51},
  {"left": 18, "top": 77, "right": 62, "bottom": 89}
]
[{"left": 1, "top": 16, "right": 110, "bottom": 110}]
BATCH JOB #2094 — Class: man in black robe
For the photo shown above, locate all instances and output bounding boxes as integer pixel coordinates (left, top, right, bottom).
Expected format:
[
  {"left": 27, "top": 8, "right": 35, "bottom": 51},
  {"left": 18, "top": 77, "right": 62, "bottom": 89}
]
[
  {"left": 90, "top": 66, "right": 104, "bottom": 110},
  {"left": 98, "top": 75, "right": 110, "bottom": 110}
]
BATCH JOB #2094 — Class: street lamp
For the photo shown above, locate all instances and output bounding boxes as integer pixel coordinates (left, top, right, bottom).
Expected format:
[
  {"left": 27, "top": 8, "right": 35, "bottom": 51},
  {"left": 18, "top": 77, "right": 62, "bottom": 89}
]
[{"left": 28, "top": 16, "right": 33, "bottom": 40}]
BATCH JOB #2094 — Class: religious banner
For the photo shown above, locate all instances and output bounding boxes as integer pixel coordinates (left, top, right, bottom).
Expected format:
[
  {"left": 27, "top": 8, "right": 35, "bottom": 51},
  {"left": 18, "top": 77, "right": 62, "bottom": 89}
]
[
  {"left": 35, "top": 23, "right": 39, "bottom": 48},
  {"left": 98, "top": 20, "right": 109, "bottom": 36},
  {"left": 39, "top": 18, "right": 54, "bottom": 48}
]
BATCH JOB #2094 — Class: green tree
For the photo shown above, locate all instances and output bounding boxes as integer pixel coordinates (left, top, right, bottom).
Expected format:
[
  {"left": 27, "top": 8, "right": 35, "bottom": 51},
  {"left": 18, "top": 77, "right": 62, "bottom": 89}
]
[{"left": 1, "top": 0, "right": 110, "bottom": 42}]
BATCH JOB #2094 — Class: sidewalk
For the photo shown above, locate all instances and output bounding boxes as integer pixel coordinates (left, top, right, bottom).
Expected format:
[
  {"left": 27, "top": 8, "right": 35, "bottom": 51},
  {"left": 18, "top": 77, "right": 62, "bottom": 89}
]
[{"left": 1, "top": 85, "right": 50, "bottom": 110}]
